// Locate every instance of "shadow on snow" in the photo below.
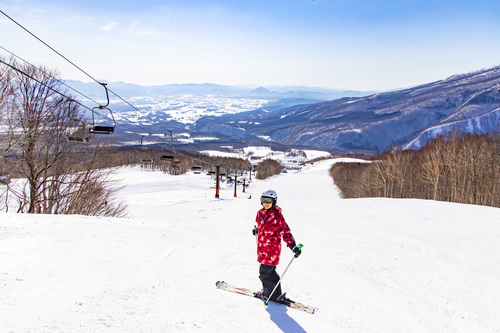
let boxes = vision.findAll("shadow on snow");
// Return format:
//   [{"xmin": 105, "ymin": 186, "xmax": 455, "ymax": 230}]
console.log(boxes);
[{"xmin": 266, "ymin": 303, "xmax": 306, "ymax": 333}]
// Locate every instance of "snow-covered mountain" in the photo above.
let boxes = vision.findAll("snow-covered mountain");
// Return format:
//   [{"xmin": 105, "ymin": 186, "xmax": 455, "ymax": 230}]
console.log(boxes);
[
  {"xmin": 69, "ymin": 65, "xmax": 500, "ymax": 153},
  {"xmin": 196, "ymin": 65, "xmax": 500, "ymax": 152}
]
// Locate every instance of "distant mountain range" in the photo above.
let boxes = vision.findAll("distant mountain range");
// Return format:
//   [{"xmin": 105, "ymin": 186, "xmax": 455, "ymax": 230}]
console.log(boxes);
[
  {"xmin": 194, "ymin": 65, "xmax": 500, "ymax": 152},
  {"xmin": 67, "ymin": 65, "xmax": 500, "ymax": 153},
  {"xmin": 65, "ymin": 80, "xmax": 370, "ymax": 101}
]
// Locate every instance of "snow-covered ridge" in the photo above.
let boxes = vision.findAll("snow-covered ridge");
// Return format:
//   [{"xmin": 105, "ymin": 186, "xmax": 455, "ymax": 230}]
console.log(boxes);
[{"xmin": 195, "ymin": 65, "xmax": 500, "ymax": 152}]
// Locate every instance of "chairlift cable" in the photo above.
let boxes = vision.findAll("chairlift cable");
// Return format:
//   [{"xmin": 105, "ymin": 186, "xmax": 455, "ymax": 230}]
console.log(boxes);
[
  {"xmin": 0, "ymin": 59, "xmax": 194, "ymax": 163},
  {"xmin": 0, "ymin": 44, "xmax": 101, "ymax": 106},
  {"xmin": 0, "ymin": 10, "xmax": 101, "ymax": 85},
  {"xmin": 0, "ymin": 46, "xmax": 153, "ymax": 135},
  {"xmin": 0, "ymin": 58, "xmax": 107, "ymax": 121},
  {"xmin": 0, "ymin": 58, "xmax": 155, "ymax": 139},
  {"xmin": 0, "ymin": 11, "xmax": 215, "ymax": 165},
  {"xmin": 0, "ymin": 10, "xmax": 173, "ymax": 138},
  {"xmin": 1, "ymin": 55, "xmax": 162, "ymax": 135}
]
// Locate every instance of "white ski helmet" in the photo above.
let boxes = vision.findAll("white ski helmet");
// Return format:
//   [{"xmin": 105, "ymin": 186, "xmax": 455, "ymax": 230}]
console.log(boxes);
[{"xmin": 260, "ymin": 189, "xmax": 278, "ymax": 207}]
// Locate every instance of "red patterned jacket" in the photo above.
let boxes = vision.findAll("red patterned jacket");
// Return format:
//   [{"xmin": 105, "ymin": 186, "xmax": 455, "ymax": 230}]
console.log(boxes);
[{"xmin": 255, "ymin": 206, "xmax": 296, "ymax": 266}]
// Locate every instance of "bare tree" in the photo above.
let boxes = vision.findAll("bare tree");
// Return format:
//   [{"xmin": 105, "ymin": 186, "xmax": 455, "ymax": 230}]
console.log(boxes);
[
  {"xmin": 256, "ymin": 159, "xmax": 282, "ymax": 179},
  {"xmin": 3, "ymin": 60, "xmax": 126, "ymax": 216},
  {"xmin": 0, "ymin": 59, "xmax": 15, "ymax": 210},
  {"xmin": 0, "ymin": 57, "xmax": 18, "ymax": 159},
  {"xmin": 419, "ymin": 137, "xmax": 446, "ymax": 200}
]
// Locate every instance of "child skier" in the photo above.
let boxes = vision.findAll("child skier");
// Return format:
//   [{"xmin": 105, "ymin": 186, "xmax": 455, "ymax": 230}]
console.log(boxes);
[{"xmin": 252, "ymin": 190, "xmax": 302, "ymax": 302}]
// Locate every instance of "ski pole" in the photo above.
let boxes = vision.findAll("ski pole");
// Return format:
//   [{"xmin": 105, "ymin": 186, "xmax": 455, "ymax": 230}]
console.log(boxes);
[{"xmin": 265, "ymin": 243, "xmax": 303, "ymax": 306}]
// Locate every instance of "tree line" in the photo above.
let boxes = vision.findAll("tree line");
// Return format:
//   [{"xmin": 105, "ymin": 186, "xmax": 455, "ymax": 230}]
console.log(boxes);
[
  {"xmin": 255, "ymin": 158, "xmax": 282, "ymax": 179},
  {"xmin": 330, "ymin": 132, "xmax": 500, "ymax": 208},
  {"xmin": 108, "ymin": 148, "xmax": 252, "ymax": 177}
]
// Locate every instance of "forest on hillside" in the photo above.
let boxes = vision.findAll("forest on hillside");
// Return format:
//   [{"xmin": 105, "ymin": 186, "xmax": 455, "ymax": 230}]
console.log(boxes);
[{"xmin": 330, "ymin": 132, "xmax": 500, "ymax": 208}]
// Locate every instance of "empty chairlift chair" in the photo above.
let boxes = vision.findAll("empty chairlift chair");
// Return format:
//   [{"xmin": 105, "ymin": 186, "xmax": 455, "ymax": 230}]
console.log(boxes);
[
  {"xmin": 160, "ymin": 131, "xmax": 175, "ymax": 161},
  {"xmin": 88, "ymin": 83, "xmax": 116, "ymax": 135},
  {"xmin": 191, "ymin": 158, "xmax": 202, "ymax": 174},
  {"xmin": 170, "ymin": 159, "xmax": 182, "ymax": 175},
  {"xmin": 160, "ymin": 154, "xmax": 175, "ymax": 161},
  {"xmin": 65, "ymin": 100, "xmax": 89, "ymax": 143},
  {"xmin": 141, "ymin": 156, "xmax": 154, "ymax": 164},
  {"xmin": 140, "ymin": 135, "xmax": 154, "ymax": 164},
  {"xmin": 66, "ymin": 116, "xmax": 89, "ymax": 142},
  {"xmin": 160, "ymin": 147, "xmax": 175, "ymax": 161}
]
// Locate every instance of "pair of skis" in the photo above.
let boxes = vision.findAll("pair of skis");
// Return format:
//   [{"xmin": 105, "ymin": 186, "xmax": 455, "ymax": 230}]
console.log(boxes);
[{"xmin": 216, "ymin": 281, "xmax": 318, "ymax": 314}]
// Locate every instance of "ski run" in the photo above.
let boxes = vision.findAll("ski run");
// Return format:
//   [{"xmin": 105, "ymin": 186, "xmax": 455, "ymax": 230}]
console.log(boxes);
[{"xmin": 1, "ymin": 158, "xmax": 500, "ymax": 332}]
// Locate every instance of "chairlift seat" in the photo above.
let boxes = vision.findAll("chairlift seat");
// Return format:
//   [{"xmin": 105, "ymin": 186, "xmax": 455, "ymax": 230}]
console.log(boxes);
[
  {"xmin": 89, "ymin": 126, "xmax": 115, "ymax": 134},
  {"xmin": 161, "ymin": 155, "xmax": 175, "ymax": 161},
  {"xmin": 67, "ymin": 136, "xmax": 89, "ymax": 143}
]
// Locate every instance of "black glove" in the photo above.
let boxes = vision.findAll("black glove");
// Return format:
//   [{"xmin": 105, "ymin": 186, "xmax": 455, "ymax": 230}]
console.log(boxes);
[
  {"xmin": 252, "ymin": 226, "xmax": 258, "ymax": 236},
  {"xmin": 289, "ymin": 242, "xmax": 302, "ymax": 258}
]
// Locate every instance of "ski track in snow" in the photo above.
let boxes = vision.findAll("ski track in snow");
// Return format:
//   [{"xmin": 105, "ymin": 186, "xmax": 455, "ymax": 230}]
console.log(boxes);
[{"xmin": 1, "ymin": 159, "xmax": 500, "ymax": 332}]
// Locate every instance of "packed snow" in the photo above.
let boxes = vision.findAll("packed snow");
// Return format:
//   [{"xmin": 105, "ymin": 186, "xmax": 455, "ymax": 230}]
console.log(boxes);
[{"xmin": 1, "ymin": 159, "xmax": 499, "ymax": 332}]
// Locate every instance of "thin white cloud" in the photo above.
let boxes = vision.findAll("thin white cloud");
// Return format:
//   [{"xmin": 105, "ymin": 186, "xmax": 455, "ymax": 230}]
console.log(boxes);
[
  {"xmin": 126, "ymin": 20, "xmax": 159, "ymax": 36},
  {"xmin": 99, "ymin": 22, "xmax": 120, "ymax": 31}
]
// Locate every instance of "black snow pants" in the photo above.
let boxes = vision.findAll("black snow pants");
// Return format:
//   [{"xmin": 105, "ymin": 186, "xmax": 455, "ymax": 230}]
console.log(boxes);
[{"xmin": 259, "ymin": 264, "xmax": 282, "ymax": 301}]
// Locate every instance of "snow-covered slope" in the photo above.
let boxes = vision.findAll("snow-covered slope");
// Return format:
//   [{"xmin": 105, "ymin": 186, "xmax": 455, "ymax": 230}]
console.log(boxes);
[{"xmin": 1, "ymin": 161, "xmax": 499, "ymax": 332}]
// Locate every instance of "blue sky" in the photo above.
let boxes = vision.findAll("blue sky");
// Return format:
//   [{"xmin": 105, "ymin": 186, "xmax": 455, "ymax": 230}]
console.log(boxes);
[{"xmin": 1, "ymin": 0, "xmax": 500, "ymax": 91}]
